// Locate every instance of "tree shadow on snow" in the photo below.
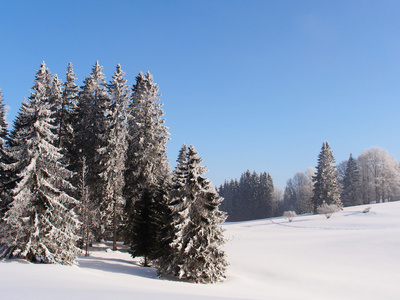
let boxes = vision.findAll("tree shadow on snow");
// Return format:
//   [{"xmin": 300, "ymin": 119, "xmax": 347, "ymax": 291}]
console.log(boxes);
[{"xmin": 77, "ymin": 256, "xmax": 158, "ymax": 280}]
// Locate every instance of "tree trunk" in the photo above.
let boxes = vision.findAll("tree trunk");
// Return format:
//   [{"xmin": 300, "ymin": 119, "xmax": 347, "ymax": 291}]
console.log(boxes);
[{"xmin": 112, "ymin": 194, "xmax": 117, "ymax": 251}]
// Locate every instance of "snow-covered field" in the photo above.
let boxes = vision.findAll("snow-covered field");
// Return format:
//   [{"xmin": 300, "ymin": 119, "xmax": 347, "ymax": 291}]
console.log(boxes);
[{"xmin": 1, "ymin": 201, "xmax": 399, "ymax": 300}]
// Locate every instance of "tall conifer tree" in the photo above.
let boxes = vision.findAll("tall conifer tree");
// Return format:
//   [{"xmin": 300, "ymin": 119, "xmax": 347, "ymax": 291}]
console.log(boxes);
[
  {"xmin": 74, "ymin": 61, "xmax": 110, "ymax": 241},
  {"xmin": 312, "ymin": 141, "xmax": 342, "ymax": 213},
  {"xmin": 0, "ymin": 62, "xmax": 80, "ymax": 264},
  {"xmin": 341, "ymin": 153, "xmax": 361, "ymax": 207},
  {"xmin": 123, "ymin": 71, "xmax": 170, "ymax": 243},
  {"xmin": 98, "ymin": 64, "xmax": 130, "ymax": 250},
  {"xmin": 0, "ymin": 90, "xmax": 12, "ymax": 220}
]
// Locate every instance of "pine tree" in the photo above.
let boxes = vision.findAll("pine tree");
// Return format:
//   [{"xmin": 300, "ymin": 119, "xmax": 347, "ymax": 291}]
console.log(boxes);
[
  {"xmin": 0, "ymin": 62, "xmax": 80, "ymax": 264},
  {"xmin": 312, "ymin": 141, "xmax": 342, "ymax": 213},
  {"xmin": 167, "ymin": 145, "xmax": 228, "ymax": 283},
  {"xmin": 98, "ymin": 64, "xmax": 130, "ymax": 250},
  {"xmin": 341, "ymin": 154, "xmax": 361, "ymax": 206},
  {"xmin": 123, "ymin": 71, "xmax": 170, "ymax": 243}
]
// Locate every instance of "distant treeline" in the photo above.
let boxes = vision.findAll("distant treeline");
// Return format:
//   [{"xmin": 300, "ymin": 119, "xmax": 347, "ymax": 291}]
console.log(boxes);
[{"xmin": 219, "ymin": 170, "xmax": 276, "ymax": 221}]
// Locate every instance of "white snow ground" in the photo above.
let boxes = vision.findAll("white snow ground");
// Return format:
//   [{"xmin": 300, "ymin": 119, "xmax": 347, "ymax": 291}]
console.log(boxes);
[{"xmin": 1, "ymin": 201, "xmax": 399, "ymax": 300}]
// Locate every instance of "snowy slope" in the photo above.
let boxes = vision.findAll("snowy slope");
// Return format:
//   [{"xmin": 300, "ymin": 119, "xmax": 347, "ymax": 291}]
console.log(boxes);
[{"xmin": 1, "ymin": 202, "xmax": 399, "ymax": 300}]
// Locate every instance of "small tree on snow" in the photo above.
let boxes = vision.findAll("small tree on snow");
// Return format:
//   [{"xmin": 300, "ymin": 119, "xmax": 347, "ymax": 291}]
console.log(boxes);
[
  {"xmin": 283, "ymin": 211, "xmax": 297, "ymax": 222},
  {"xmin": 317, "ymin": 202, "xmax": 340, "ymax": 219}
]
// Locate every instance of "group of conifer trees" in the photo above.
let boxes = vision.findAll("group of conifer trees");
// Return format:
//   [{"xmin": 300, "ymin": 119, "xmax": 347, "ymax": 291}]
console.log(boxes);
[
  {"xmin": 0, "ymin": 61, "xmax": 227, "ymax": 283},
  {"xmin": 219, "ymin": 170, "xmax": 276, "ymax": 221}
]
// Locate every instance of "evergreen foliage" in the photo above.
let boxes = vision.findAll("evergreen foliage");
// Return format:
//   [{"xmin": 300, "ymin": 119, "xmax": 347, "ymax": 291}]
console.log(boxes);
[
  {"xmin": 219, "ymin": 170, "xmax": 276, "ymax": 221},
  {"xmin": 123, "ymin": 71, "xmax": 170, "ymax": 243},
  {"xmin": 0, "ymin": 90, "xmax": 12, "ymax": 220},
  {"xmin": 98, "ymin": 64, "xmax": 130, "ymax": 250},
  {"xmin": 341, "ymin": 154, "xmax": 361, "ymax": 207},
  {"xmin": 0, "ymin": 62, "xmax": 80, "ymax": 264},
  {"xmin": 73, "ymin": 61, "xmax": 110, "ymax": 241},
  {"xmin": 0, "ymin": 61, "xmax": 230, "ymax": 280},
  {"xmin": 58, "ymin": 63, "xmax": 78, "ymax": 154},
  {"xmin": 312, "ymin": 142, "xmax": 342, "ymax": 213},
  {"xmin": 167, "ymin": 145, "xmax": 227, "ymax": 283},
  {"xmin": 128, "ymin": 185, "xmax": 171, "ymax": 267}
]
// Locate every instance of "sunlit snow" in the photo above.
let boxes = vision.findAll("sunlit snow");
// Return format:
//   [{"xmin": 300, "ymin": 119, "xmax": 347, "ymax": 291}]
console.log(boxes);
[{"xmin": 1, "ymin": 201, "xmax": 399, "ymax": 300}]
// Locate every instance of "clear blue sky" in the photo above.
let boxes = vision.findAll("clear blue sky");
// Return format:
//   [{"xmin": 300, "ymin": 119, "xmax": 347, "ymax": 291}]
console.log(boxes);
[{"xmin": 1, "ymin": 0, "xmax": 400, "ymax": 189}]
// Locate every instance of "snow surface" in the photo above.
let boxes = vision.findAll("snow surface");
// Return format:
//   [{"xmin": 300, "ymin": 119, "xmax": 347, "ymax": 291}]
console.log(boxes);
[{"xmin": 1, "ymin": 202, "xmax": 399, "ymax": 300}]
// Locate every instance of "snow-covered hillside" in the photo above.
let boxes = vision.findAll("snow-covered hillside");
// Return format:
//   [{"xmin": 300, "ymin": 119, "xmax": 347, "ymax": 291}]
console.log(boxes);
[{"xmin": 1, "ymin": 202, "xmax": 399, "ymax": 300}]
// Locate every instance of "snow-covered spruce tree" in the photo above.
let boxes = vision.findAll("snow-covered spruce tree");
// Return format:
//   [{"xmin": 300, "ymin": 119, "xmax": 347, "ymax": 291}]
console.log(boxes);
[
  {"xmin": 0, "ymin": 63, "xmax": 80, "ymax": 264},
  {"xmin": 58, "ymin": 63, "xmax": 78, "ymax": 154},
  {"xmin": 98, "ymin": 64, "xmax": 130, "ymax": 250},
  {"xmin": 73, "ymin": 61, "xmax": 110, "ymax": 241},
  {"xmin": 167, "ymin": 145, "xmax": 228, "ymax": 283},
  {"xmin": 3, "ymin": 62, "xmax": 53, "ymax": 214},
  {"xmin": 156, "ymin": 144, "xmax": 188, "ymax": 274},
  {"xmin": 312, "ymin": 142, "xmax": 342, "ymax": 213},
  {"xmin": 48, "ymin": 74, "xmax": 62, "ymax": 126},
  {"xmin": 123, "ymin": 71, "xmax": 170, "ymax": 244},
  {"xmin": 0, "ymin": 90, "xmax": 13, "ymax": 221},
  {"xmin": 341, "ymin": 153, "xmax": 361, "ymax": 207}
]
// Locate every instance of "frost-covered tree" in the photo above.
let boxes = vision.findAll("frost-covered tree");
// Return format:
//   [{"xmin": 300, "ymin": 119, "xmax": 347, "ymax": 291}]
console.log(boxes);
[
  {"xmin": 58, "ymin": 62, "xmax": 78, "ymax": 155},
  {"xmin": 317, "ymin": 202, "xmax": 340, "ymax": 219},
  {"xmin": 155, "ymin": 145, "xmax": 189, "ymax": 273},
  {"xmin": 73, "ymin": 61, "xmax": 110, "ymax": 241},
  {"xmin": 312, "ymin": 142, "xmax": 342, "ymax": 213},
  {"xmin": 0, "ymin": 91, "xmax": 11, "ymax": 212},
  {"xmin": 358, "ymin": 147, "xmax": 400, "ymax": 203},
  {"xmin": 4, "ymin": 63, "xmax": 53, "ymax": 209},
  {"xmin": 341, "ymin": 154, "xmax": 361, "ymax": 207},
  {"xmin": 283, "ymin": 168, "xmax": 314, "ymax": 214},
  {"xmin": 283, "ymin": 211, "xmax": 296, "ymax": 222},
  {"xmin": 48, "ymin": 74, "xmax": 63, "ymax": 128},
  {"xmin": 0, "ymin": 63, "xmax": 80, "ymax": 264},
  {"xmin": 0, "ymin": 90, "xmax": 12, "ymax": 220},
  {"xmin": 98, "ymin": 64, "xmax": 130, "ymax": 250},
  {"xmin": 123, "ymin": 71, "xmax": 170, "ymax": 242},
  {"xmin": 167, "ymin": 145, "xmax": 227, "ymax": 283}
]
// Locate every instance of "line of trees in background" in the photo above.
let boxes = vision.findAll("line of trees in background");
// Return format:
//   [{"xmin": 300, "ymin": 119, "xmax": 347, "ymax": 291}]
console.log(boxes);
[
  {"xmin": 281, "ymin": 143, "xmax": 400, "ymax": 216},
  {"xmin": 219, "ymin": 170, "xmax": 276, "ymax": 221},
  {"xmin": 221, "ymin": 142, "xmax": 400, "ymax": 221},
  {"xmin": 0, "ymin": 62, "xmax": 227, "ymax": 283}
]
